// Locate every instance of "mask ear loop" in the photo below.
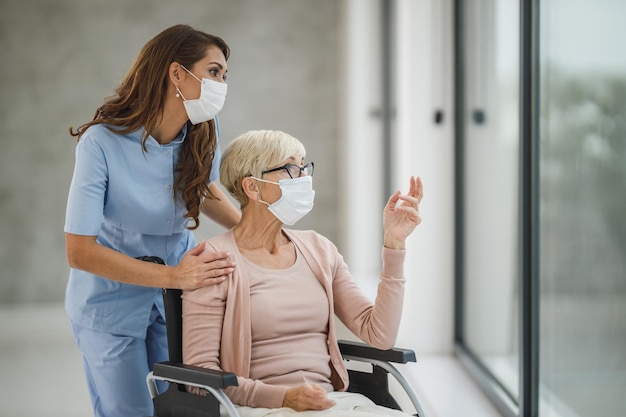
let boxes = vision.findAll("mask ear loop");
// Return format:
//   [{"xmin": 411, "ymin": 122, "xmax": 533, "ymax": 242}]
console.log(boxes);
[
  {"xmin": 251, "ymin": 177, "xmax": 273, "ymax": 207},
  {"xmin": 180, "ymin": 64, "xmax": 202, "ymax": 82},
  {"xmin": 175, "ymin": 64, "xmax": 200, "ymax": 100},
  {"xmin": 257, "ymin": 194, "xmax": 270, "ymax": 207}
]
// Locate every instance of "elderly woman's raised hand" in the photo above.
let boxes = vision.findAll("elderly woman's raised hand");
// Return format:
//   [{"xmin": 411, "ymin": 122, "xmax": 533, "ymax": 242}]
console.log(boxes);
[{"xmin": 382, "ymin": 176, "xmax": 423, "ymax": 250}]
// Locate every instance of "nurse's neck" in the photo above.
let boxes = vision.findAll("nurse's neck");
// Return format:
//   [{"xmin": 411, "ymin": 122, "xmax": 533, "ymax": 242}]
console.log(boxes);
[{"xmin": 151, "ymin": 120, "xmax": 186, "ymax": 145}]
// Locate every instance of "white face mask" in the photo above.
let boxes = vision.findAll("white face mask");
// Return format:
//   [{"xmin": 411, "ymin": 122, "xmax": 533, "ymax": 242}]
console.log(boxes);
[
  {"xmin": 177, "ymin": 66, "xmax": 227, "ymax": 125},
  {"xmin": 254, "ymin": 176, "xmax": 315, "ymax": 225}
]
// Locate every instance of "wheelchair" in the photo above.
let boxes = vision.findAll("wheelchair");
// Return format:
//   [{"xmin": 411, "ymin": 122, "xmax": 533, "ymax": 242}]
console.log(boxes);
[{"xmin": 138, "ymin": 256, "xmax": 427, "ymax": 417}]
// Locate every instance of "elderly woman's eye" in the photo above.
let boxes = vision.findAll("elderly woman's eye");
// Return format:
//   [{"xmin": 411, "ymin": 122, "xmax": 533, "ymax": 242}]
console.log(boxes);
[{"xmin": 288, "ymin": 165, "xmax": 301, "ymax": 178}]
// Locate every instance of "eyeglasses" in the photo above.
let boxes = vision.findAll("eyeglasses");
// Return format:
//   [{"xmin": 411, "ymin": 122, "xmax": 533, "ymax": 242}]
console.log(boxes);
[{"xmin": 261, "ymin": 162, "xmax": 314, "ymax": 179}]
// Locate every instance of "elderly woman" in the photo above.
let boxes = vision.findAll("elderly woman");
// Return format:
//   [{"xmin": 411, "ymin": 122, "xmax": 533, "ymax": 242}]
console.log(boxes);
[{"xmin": 182, "ymin": 130, "xmax": 423, "ymax": 416}]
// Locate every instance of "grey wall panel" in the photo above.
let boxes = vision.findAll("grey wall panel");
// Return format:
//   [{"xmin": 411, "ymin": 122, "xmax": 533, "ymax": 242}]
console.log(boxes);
[{"xmin": 0, "ymin": 0, "xmax": 342, "ymax": 303}]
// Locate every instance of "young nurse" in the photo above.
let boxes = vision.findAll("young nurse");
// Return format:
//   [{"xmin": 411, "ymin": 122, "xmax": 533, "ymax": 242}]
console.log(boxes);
[{"xmin": 64, "ymin": 24, "xmax": 241, "ymax": 417}]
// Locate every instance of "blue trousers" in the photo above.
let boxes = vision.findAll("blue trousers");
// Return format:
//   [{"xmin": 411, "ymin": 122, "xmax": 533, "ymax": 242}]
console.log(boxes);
[{"xmin": 71, "ymin": 304, "xmax": 168, "ymax": 417}]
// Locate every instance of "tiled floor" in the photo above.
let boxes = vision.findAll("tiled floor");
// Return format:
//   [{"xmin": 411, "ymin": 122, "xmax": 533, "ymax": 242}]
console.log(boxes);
[{"xmin": 0, "ymin": 304, "xmax": 502, "ymax": 417}]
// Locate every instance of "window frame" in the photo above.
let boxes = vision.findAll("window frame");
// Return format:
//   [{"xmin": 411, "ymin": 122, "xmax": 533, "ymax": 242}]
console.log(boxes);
[{"xmin": 453, "ymin": 1, "xmax": 540, "ymax": 416}]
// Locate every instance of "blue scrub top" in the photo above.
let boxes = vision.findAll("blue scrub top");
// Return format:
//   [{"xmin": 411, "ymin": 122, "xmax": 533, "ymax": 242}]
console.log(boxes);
[{"xmin": 64, "ymin": 121, "xmax": 221, "ymax": 338}]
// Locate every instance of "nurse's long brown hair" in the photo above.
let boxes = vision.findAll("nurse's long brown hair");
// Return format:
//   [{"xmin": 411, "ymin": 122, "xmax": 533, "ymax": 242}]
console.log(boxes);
[{"xmin": 69, "ymin": 24, "xmax": 230, "ymax": 230}]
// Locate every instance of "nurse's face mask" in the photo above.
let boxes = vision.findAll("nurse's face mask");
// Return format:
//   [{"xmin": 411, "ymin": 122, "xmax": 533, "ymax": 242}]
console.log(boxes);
[{"xmin": 176, "ymin": 65, "xmax": 227, "ymax": 124}]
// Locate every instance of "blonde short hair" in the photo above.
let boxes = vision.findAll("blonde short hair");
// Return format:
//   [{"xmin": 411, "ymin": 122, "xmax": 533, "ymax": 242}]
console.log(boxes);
[{"xmin": 220, "ymin": 130, "xmax": 306, "ymax": 206}]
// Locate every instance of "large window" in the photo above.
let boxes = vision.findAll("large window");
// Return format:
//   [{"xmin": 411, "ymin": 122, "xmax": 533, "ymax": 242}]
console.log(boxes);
[
  {"xmin": 539, "ymin": 0, "xmax": 626, "ymax": 416},
  {"xmin": 456, "ymin": 1, "xmax": 626, "ymax": 416}
]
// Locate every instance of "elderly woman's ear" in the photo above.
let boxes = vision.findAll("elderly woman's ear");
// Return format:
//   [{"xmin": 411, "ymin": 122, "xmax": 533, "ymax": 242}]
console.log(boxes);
[{"xmin": 241, "ymin": 177, "xmax": 260, "ymax": 200}]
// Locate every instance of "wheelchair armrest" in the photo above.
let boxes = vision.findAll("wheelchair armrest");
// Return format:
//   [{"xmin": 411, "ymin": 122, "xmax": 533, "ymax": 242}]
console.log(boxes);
[
  {"xmin": 338, "ymin": 340, "xmax": 416, "ymax": 364},
  {"xmin": 153, "ymin": 361, "xmax": 238, "ymax": 389}
]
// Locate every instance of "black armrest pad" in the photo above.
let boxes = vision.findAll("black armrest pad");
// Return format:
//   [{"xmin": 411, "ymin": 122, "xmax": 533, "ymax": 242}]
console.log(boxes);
[
  {"xmin": 153, "ymin": 361, "xmax": 238, "ymax": 388},
  {"xmin": 338, "ymin": 340, "xmax": 416, "ymax": 364}
]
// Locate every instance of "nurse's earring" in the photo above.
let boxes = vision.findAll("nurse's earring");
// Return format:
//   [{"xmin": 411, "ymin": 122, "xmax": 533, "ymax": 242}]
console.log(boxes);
[{"xmin": 175, "ymin": 86, "xmax": 188, "ymax": 101}]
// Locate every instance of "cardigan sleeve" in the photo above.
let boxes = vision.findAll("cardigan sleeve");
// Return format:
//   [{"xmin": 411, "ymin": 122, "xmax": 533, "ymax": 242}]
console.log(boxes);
[
  {"xmin": 182, "ymin": 282, "xmax": 227, "ymax": 373},
  {"xmin": 332, "ymin": 247, "xmax": 406, "ymax": 350}
]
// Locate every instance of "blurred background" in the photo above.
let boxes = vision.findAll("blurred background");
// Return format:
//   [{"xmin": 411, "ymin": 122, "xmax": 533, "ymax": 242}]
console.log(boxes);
[
  {"xmin": 1, "ymin": 1, "xmax": 457, "ymax": 415},
  {"xmin": 0, "ymin": 0, "xmax": 344, "ymax": 304},
  {"xmin": 1, "ymin": 0, "xmax": 625, "ymax": 417}
]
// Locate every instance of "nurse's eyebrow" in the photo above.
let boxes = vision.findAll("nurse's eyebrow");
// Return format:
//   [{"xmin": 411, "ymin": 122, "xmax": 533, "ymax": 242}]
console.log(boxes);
[{"xmin": 209, "ymin": 62, "xmax": 228, "ymax": 73}]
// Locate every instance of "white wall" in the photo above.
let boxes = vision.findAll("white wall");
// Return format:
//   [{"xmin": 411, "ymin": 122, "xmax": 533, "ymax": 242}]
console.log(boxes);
[
  {"xmin": 341, "ymin": 0, "xmax": 455, "ymax": 355},
  {"xmin": 339, "ymin": 0, "xmax": 385, "ymax": 274}
]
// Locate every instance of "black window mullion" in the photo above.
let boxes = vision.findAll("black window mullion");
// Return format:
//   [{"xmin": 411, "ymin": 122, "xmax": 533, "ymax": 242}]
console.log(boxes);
[
  {"xmin": 453, "ymin": 0, "xmax": 465, "ymax": 347},
  {"xmin": 519, "ymin": 0, "xmax": 540, "ymax": 416},
  {"xmin": 381, "ymin": 0, "xmax": 395, "ymax": 202}
]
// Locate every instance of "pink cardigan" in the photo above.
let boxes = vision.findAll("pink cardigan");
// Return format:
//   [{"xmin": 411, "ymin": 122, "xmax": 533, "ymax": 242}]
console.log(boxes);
[{"xmin": 182, "ymin": 228, "xmax": 406, "ymax": 408}]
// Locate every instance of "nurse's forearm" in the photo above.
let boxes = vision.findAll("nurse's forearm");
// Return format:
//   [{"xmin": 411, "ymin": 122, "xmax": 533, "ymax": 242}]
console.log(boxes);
[
  {"xmin": 201, "ymin": 182, "xmax": 241, "ymax": 229},
  {"xmin": 65, "ymin": 233, "xmax": 176, "ymax": 287},
  {"xmin": 65, "ymin": 233, "xmax": 233, "ymax": 290}
]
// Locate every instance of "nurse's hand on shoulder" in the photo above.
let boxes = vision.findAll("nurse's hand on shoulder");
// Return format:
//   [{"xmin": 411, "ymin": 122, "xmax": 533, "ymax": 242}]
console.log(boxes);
[
  {"xmin": 283, "ymin": 384, "xmax": 336, "ymax": 411},
  {"xmin": 173, "ymin": 241, "xmax": 235, "ymax": 290}
]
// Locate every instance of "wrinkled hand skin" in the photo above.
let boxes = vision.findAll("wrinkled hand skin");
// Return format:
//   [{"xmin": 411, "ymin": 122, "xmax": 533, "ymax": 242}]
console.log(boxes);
[
  {"xmin": 382, "ymin": 176, "xmax": 424, "ymax": 250},
  {"xmin": 283, "ymin": 384, "xmax": 336, "ymax": 411}
]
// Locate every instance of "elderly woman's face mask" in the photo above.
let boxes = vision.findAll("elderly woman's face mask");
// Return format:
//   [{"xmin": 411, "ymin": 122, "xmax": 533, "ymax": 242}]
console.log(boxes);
[{"xmin": 252, "ymin": 176, "xmax": 315, "ymax": 225}]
